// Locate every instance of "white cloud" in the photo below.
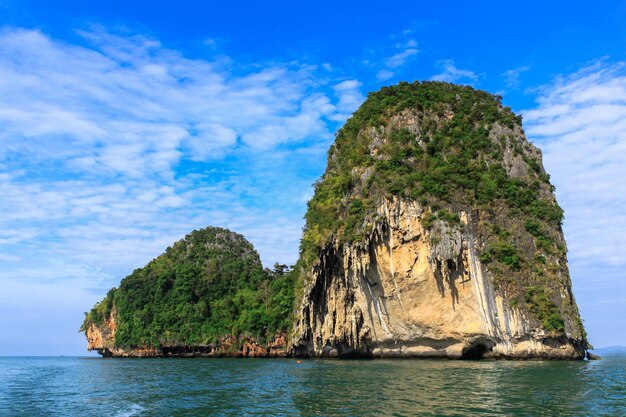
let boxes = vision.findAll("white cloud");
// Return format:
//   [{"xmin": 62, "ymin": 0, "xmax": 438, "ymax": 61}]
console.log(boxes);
[
  {"xmin": 376, "ymin": 69, "xmax": 394, "ymax": 81},
  {"xmin": 368, "ymin": 36, "xmax": 419, "ymax": 83},
  {"xmin": 523, "ymin": 61, "xmax": 626, "ymax": 345},
  {"xmin": 524, "ymin": 62, "xmax": 626, "ymax": 268},
  {"xmin": 431, "ymin": 59, "xmax": 479, "ymax": 84},
  {"xmin": 502, "ymin": 65, "xmax": 530, "ymax": 89},
  {"xmin": 0, "ymin": 28, "xmax": 351, "ymax": 173},
  {"xmin": 185, "ymin": 123, "xmax": 238, "ymax": 160},
  {"xmin": 330, "ymin": 79, "xmax": 365, "ymax": 121},
  {"xmin": 203, "ymin": 38, "xmax": 217, "ymax": 49},
  {"xmin": 334, "ymin": 80, "xmax": 363, "ymax": 108},
  {"xmin": 385, "ymin": 47, "xmax": 419, "ymax": 68},
  {"xmin": 0, "ymin": 27, "xmax": 368, "ymax": 354}
]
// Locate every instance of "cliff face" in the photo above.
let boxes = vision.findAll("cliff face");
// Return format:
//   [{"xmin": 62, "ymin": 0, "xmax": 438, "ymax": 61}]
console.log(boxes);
[
  {"xmin": 291, "ymin": 82, "xmax": 588, "ymax": 359},
  {"xmin": 292, "ymin": 199, "xmax": 586, "ymax": 358}
]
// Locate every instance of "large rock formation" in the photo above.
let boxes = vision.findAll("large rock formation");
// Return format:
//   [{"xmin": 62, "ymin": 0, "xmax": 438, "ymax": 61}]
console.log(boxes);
[
  {"xmin": 291, "ymin": 81, "xmax": 588, "ymax": 359},
  {"xmin": 81, "ymin": 227, "xmax": 293, "ymax": 357}
]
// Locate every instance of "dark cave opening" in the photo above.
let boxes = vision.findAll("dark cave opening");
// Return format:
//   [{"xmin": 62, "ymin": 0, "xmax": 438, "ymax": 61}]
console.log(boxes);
[{"xmin": 461, "ymin": 343, "xmax": 489, "ymax": 359}]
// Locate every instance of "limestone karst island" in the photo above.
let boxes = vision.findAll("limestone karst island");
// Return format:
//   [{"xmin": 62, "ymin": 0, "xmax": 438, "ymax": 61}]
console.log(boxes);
[{"xmin": 81, "ymin": 81, "xmax": 589, "ymax": 360}]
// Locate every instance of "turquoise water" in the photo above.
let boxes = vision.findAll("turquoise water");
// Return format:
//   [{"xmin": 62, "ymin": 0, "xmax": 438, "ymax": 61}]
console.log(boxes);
[{"xmin": 1, "ymin": 357, "xmax": 624, "ymax": 416}]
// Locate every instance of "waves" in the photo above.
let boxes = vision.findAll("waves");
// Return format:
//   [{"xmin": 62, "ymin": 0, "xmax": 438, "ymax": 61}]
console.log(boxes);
[{"xmin": 1, "ymin": 356, "xmax": 624, "ymax": 416}]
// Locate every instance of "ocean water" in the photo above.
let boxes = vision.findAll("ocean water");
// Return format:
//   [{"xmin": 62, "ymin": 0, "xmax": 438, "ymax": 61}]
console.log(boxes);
[{"xmin": 0, "ymin": 356, "xmax": 624, "ymax": 416}]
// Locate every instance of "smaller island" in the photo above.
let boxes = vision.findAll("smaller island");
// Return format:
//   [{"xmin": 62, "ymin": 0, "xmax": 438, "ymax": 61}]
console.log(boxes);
[{"xmin": 81, "ymin": 227, "xmax": 295, "ymax": 357}]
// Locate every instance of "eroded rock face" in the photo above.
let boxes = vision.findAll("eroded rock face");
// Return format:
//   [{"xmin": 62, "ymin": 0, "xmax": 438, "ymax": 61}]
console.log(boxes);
[
  {"xmin": 86, "ymin": 315, "xmax": 289, "ymax": 358},
  {"xmin": 85, "ymin": 309, "xmax": 121, "ymax": 357},
  {"xmin": 292, "ymin": 199, "xmax": 587, "ymax": 359}
]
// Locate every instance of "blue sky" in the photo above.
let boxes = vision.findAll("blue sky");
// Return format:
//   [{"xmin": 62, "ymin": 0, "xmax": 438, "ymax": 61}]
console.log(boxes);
[{"xmin": 0, "ymin": 1, "xmax": 625, "ymax": 355}]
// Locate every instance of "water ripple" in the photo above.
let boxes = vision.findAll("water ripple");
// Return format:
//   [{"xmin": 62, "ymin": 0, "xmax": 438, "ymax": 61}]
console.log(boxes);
[{"xmin": 0, "ymin": 356, "xmax": 624, "ymax": 416}]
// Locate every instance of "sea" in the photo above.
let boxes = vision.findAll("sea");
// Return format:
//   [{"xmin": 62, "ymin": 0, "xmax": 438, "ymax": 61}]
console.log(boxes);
[{"xmin": 0, "ymin": 356, "xmax": 624, "ymax": 416}]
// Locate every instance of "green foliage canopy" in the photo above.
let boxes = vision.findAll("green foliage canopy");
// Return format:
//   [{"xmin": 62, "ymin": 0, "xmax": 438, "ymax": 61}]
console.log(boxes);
[{"xmin": 81, "ymin": 227, "xmax": 296, "ymax": 348}]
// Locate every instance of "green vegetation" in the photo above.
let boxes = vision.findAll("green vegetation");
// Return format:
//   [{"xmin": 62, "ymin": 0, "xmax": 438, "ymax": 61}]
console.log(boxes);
[
  {"xmin": 481, "ymin": 243, "xmax": 522, "ymax": 270},
  {"xmin": 301, "ymin": 81, "xmax": 563, "ymax": 266},
  {"xmin": 524, "ymin": 286, "xmax": 565, "ymax": 333},
  {"xmin": 81, "ymin": 227, "xmax": 295, "ymax": 349},
  {"xmin": 421, "ymin": 209, "xmax": 461, "ymax": 230}
]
